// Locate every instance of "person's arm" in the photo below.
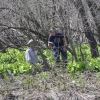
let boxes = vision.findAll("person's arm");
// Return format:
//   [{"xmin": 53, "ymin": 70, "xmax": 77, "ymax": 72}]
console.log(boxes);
[
  {"xmin": 62, "ymin": 37, "xmax": 67, "ymax": 47},
  {"xmin": 59, "ymin": 32, "xmax": 67, "ymax": 47},
  {"xmin": 59, "ymin": 32, "xmax": 67, "ymax": 51},
  {"xmin": 34, "ymin": 51, "xmax": 42, "ymax": 63},
  {"xmin": 48, "ymin": 36, "xmax": 53, "ymax": 48},
  {"xmin": 62, "ymin": 37, "xmax": 67, "ymax": 52}
]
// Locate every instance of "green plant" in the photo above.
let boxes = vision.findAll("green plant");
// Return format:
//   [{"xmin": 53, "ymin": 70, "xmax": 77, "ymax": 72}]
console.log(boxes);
[{"xmin": 0, "ymin": 44, "xmax": 100, "ymax": 76}]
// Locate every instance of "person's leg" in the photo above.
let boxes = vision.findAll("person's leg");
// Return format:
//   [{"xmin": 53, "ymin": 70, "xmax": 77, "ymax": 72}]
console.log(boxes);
[
  {"xmin": 53, "ymin": 47, "xmax": 60, "ymax": 63},
  {"xmin": 61, "ymin": 48, "xmax": 67, "ymax": 63}
]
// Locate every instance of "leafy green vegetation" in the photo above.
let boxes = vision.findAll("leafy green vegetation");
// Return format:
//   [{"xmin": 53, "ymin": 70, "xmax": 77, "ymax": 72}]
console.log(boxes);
[
  {"xmin": 0, "ymin": 48, "xmax": 31, "ymax": 75},
  {"xmin": 0, "ymin": 44, "xmax": 100, "ymax": 75}
]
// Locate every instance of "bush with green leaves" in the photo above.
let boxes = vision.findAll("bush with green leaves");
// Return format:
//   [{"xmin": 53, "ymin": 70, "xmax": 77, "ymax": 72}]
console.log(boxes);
[
  {"xmin": 0, "ymin": 48, "xmax": 31, "ymax": 75},
  {"xmin": 0, "ymin": 44, "xmax": 100, "ymax": 75}
]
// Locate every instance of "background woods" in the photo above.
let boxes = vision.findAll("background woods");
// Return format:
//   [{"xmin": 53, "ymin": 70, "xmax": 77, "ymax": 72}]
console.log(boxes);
[
  {"xmin": 0, "ymin": 0, "xmax": 100, "ymax": 100},
  {"xmin": 0, "ymin": 0, "xmax": 100, "ymax": 59}
]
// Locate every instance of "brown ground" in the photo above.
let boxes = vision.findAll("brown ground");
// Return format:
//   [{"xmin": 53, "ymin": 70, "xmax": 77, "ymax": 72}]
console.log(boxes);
[{"xmin": 0, "ymin": 68, "xmax": 100, "ymax": 100}]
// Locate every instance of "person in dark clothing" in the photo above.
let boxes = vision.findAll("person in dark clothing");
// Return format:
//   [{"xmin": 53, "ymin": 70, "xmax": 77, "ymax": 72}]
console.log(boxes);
[{"xmin": 48, "ymin": 28, "xmax": 67, "ymax": 66}]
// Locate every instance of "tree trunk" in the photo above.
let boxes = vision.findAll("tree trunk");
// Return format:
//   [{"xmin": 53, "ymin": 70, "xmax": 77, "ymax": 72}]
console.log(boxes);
[
  {"xmin": 86, "ymin": 0, "xmax": 100, "ymax": 42},
  {"xmin": 26, "ymin": 18, "xmax": 50, "ymax": 69},
  {"xmin": 72, "ymin": 0, "xmax": 99, "ymax": 58}
]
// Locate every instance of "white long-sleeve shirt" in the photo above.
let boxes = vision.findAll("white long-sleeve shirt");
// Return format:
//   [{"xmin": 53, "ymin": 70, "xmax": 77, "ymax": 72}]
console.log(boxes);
[{"xmin": 25, "ymin": 48, "xmax": 40, "ymax": 64}]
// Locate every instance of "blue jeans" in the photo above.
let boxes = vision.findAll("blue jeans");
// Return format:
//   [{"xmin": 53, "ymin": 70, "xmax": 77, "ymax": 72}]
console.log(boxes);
[{"xmin": 53, "ymin": 47, "xmax": 67, "ymax": 63}]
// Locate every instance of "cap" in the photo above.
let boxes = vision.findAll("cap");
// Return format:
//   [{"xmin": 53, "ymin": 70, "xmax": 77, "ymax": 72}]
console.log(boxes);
[{"xmin": 27, "ymin": 39, "xmax": 33, "ymax": 45}]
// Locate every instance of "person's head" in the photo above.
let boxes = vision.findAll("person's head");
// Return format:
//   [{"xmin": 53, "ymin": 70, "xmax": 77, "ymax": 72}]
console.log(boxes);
[
  {"xmin": 49, "ymin": 28, "xmax": 57, "ymax": 36},
  {"xmin": 27, "ymin": 39, "xmax": 35, "ymax": 49}
]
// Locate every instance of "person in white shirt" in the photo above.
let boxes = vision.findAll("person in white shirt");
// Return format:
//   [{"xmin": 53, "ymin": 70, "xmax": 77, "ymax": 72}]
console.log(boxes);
[{"xmin": 25, "ymin": 39, "xmax": 42, "ymax": 64}]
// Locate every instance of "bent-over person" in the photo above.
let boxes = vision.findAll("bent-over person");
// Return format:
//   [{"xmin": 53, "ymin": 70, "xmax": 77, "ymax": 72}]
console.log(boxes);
[{"xmin": 48, "ymin": 28, "xmax": 67, "ymax": 67}]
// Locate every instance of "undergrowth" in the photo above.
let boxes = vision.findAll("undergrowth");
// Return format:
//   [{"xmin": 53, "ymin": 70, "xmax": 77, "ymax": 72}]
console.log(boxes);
[{"xmin": 0, "ymin": 44, "xmax": 100, "ymax": 75}]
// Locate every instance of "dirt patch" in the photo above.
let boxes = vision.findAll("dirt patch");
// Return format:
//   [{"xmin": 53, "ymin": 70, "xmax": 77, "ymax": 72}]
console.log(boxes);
[{"xmin": 0, "ymin": 69, "xmax": 100, "ymax": 100}]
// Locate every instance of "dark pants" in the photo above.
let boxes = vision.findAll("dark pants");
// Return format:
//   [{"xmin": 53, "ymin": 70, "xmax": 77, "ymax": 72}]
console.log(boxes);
[{"xmin": 53, "ymin": 47, "xmax": 67, "ymax": 63}]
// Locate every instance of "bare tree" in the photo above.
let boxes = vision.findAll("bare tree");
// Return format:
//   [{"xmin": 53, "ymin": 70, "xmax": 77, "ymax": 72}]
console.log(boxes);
[
  {"xmin": 86, "ymin": 0, "xmax": 100, "ymax": 41},
  {"xmin": 71, "ymin": 0, "xmax": 99, "ymax": 58},
  {"xmin": 0, "ymin": 0, "xmax": 100, "ymax": 59}
]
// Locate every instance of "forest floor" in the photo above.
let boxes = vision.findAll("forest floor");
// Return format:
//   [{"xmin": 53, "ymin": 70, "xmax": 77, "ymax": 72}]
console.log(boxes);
[{"xmin": 0, "ymin": 68, "xmax": 100, "ymax": 100}]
